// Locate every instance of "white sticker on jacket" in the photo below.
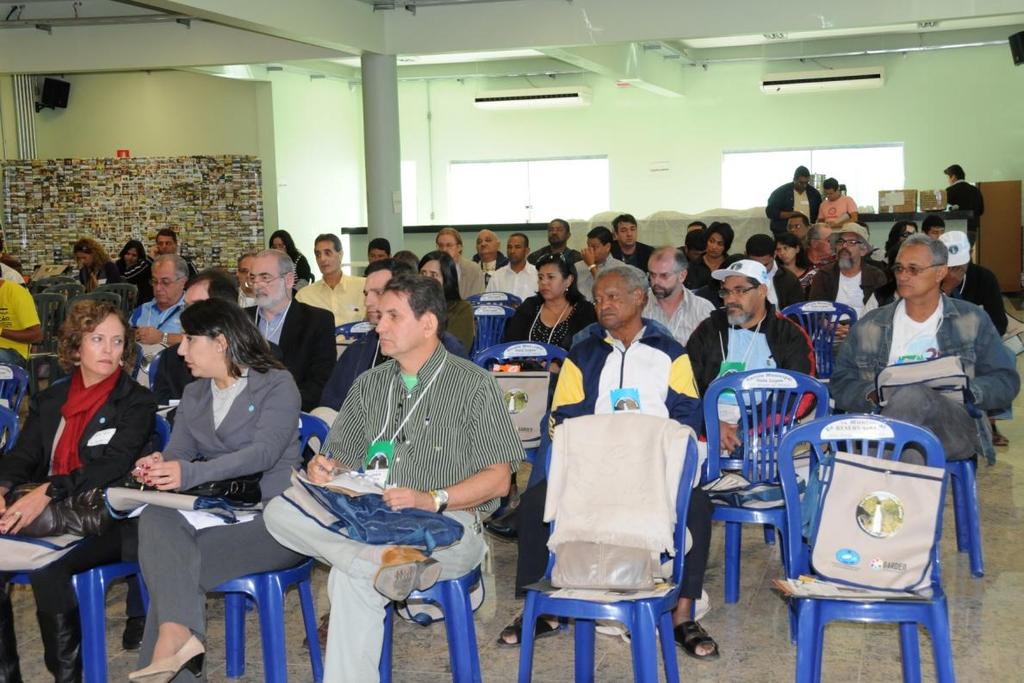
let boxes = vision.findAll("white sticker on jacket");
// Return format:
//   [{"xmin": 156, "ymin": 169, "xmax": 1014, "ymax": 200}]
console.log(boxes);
[{"xmin": 86, "ymin": 428, "xmax": 117, "ymax": 446}]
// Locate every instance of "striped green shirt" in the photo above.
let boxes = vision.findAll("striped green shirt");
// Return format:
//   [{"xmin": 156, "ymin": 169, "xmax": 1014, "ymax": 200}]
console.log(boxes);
[{"xmin": 323, "ymin": 343, "xmax": 523, "ymax": 514}]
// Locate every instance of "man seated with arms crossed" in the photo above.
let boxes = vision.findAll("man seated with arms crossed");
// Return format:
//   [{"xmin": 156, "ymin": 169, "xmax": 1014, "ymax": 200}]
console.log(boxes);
[
  {"xmin": 318, "ymin": 259, "xmax": 468, "ymax": 414},
  {"xmin": 296, "ymin": 233, "xmax": 366, "ymax": 326},
  {"xmin": 246, "ymin": 249, "xmax": 336, "ymax": 411},
  {"xmin": 486, "ymin": 233, "xmax": 538, "ymax": 302},
  {"xmin": 130, "ymin": 254, "xmax": 187, "ymax": 356},
  {"xmin": 502, "ymin": 264, "xmax": 718, "ymax": 660},
  {"xmin": 643, "ymin": 246, "xmax": 714, "ymax": 347},
  {"xmin": 832, "ymin": 234, "xmax": 1019, "ymax": 465},
  {"xmin": 0, "ymin": 271, "xmax": 42, "ymax": 369},
  {"xmin": 686, "ymin": 260, "xmax": 814, "ymax": 453},
  {"xmin": 574, "ymin": 226, "xmax": 622, "ymax": 303},
  {"xmin": 264, "ymin": 274, "xmax": 523, "ymax": 682}
]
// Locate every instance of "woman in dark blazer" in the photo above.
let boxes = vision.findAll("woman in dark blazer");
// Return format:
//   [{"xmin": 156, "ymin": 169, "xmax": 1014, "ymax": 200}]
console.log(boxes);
[
  {"xmin": 117, "ymin": 239, "xmax": 154, "ymax": 304},
  {"xmin": 73, "ymin": 238, "xmax": 122, "ymax": 292},
  {"xmin": 129, "ymin": 298, "xmax": 303, "ymax": 683},
  {"xmin": 0, "ymin": 300, "xmax": 156, "ymax": 683}
]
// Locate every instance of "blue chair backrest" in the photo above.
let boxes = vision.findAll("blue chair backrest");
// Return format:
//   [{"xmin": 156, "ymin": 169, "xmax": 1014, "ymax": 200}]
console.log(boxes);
[
  {"xmin": 131, "ymin": 343, "xmax": 145, "ymax": 381},
  {"xmin": 542, "ymin": 425, "xmax": 699, "ymax": 586},
  {"xmin": 702, "ymin": 369, "xmax": 830, "ymax": 483},
  {"xmin": 335, "ymin": 321, "xmax": 374, "ymax": 338},
  {"xmin": 0, "ymin": 405, "xmax": 19, "ymax": 452},
  {"xmin": 781, "ymin": 301, "xmax": 858, "ymax": 379},
  {"xmin": 468, "ymin": 292, "xmax": 522, "ymax": 307},
  {"xmin": 154, "ymin": 414, "xmax": 172, "ymax": 451},
  {"xmin": 148, "ymin": 350, "xmax": 162, "ymax": 388},
  {"xmin": 470, "ymin": 305, "xmax": 514, "ymax": 356},
  {"xmin": 777, "ymin": 414, "xmax": 946, "ymax": 584},
  {"xmin": 472, "ymin": 341, "xmax": 567, "ymax": 371},
  {"xmin": 299, "ymin": 413, "xmax": 330, "ymax": 454},
  {"xmin": 0, "ymin": 364, "xmax": 30, "ymax": 414}
]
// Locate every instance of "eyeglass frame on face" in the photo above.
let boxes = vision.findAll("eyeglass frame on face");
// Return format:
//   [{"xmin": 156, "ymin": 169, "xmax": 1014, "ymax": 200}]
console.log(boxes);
[
  {"xmin": 892, "ymin": 264, "xmax": 941, "ymax": 277},
  {"xmin": 718, "ymin": 284, "xmax": 759, "ymax": 300},
  {"xmin": 835, "ymin": 238, "xmax": 865, "ymax": 248},
  {"xmin": 150, "ymin": 275, "xmax": 186, "ymax": 288},
  {"xmin": 249, "ymin": 271, "xmax": 286, "ymax": 284}
]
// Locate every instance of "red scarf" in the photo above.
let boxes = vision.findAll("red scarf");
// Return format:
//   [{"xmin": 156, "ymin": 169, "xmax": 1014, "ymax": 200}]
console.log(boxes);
[{"xmin": 52, "ymin": 369, "xmax": 121, "ymax": 476}]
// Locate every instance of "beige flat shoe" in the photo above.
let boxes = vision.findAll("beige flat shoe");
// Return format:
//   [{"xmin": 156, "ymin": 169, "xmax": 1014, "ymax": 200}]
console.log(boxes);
[{"xmin": 128, "ymin": 635, "xmax": 205, "ymax": 683}]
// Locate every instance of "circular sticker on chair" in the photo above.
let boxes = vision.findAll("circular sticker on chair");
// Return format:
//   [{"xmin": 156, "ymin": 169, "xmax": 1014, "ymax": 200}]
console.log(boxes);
[
  {"xmin": 856, "ymin": 491, "xmax": 905, "ymax": 538},
  {"xmin": 504, "ymin": 389, "xmax": 528, "ymax": 414}
]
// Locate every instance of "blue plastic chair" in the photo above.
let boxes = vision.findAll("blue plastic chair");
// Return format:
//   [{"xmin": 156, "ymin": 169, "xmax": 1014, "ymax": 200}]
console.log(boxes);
[
  {"xmin": 467, "ymin": 292, "xmax": 522, "ymax": 307},
  {"xmin": 147, "ymin": 349, "xmax": 162, "ymax": 388},
  {"xmin": 214, "ymin": 558, "xmax": 323, "ymax": 682},
  {"xmin": 517, "ymin": 431, "xmax": 700, "ymax": 683},
  {"xmin": 947, "ymin": 457, "xmax": 984, "ymax": 576},
  {"xmin": 131, "ymin": 342, "xmax": 145, "ymax": 381},
  {"xmin": 782, "ymin": 301, "xmax": 858, "ymax": 379},
  {"xmin": 703, "ymin": 369, "xmax": 830, "ymax": 603},
  {"xmin": 470, "ymin": 305, "xmax": 515, "ymax": 358},
  {"xmin": 379, "ymin": 566, "xmax": 484, "ymax": 683},
  {"xmin": 154, "ymin": 414, "xmax": 171, "ymax": 450},
  {"xmin": 0, "ymin": 364, "xmax": 29, "ymax": 413},
  {"xmin": 0, "ymin": 405, "xmax": 19, "ymax": 451},
  {"xmin": 335, "ymin": 320, "xmax": 374, "ymax": 338},
  {"xmin": 300, "ymin": 412, "xmax": 330, "ymax": 451},
  {"xmin": 777, "ymin": 415, "xmax": 954, "ymax": 683}
]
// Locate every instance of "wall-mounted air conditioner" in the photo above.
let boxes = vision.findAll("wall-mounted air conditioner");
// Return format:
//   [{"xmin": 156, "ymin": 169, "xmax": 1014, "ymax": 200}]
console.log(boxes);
[
  {"xmin": 473, "ymin": 86, "xmax": 592, "ymax": 110},
  {"xmin": 760, "ymin": 68, "xmax": 884, "ymax": 95}
]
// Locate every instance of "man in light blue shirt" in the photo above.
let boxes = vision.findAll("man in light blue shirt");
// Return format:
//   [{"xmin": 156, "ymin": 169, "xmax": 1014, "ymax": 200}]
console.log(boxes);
[{"xmin": 130, "ymin": 254, "xmax": 187, "ymax": 349}]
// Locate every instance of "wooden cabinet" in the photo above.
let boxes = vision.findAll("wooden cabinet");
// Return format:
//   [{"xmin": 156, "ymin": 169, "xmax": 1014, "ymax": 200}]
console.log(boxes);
[{"xmin": 977, "ymin": 180, "xmax": 1022, "ymax": 292}]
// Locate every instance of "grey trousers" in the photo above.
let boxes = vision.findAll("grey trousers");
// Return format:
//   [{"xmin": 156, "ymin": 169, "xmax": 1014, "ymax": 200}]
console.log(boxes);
[
  {"xmin": 263, "ymin": 496, "xmax": 486, "ymax": 683},
  {"xmin": 136, "ymin": 506, "xmax": 303, "ymax": 682}
]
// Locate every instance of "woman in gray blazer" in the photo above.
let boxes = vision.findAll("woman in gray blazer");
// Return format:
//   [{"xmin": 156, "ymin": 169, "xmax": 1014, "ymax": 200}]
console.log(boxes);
[{"xmin": 128, "ymin": 299, "xmax": 305, "ymax": 682}]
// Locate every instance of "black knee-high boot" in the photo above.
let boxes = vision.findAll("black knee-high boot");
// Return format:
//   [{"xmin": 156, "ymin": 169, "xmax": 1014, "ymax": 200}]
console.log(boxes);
[
  {"xmin": 36, "ymin": 611, "xmax": 81, "ymax": 683},
  {"xmin": 0, "ymin": 586, "xmax": 23, "ymax": 683}
]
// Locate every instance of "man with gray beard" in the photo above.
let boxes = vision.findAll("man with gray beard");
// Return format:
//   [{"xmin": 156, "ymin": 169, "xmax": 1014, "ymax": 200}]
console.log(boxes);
[
  {"xmin": 685, "ymin": 260, "xmax": 814, "ymax": 451},
  {"xmin": 808, "ymin": 223, "xmax": 887, "ymax": 319},
  {"xmin": 643, "ymin": 246, "xmax": 714, "ymax": 347}
]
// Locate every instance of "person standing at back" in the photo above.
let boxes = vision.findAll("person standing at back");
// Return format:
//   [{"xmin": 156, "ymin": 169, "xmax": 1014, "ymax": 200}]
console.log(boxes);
[
  {"xmin": 766, "ymin": 166, "xmax": 822, "ymax": 236},
  {"xmin": 944, "ymin": 164, "xmax": 985, "ymax": 236}
]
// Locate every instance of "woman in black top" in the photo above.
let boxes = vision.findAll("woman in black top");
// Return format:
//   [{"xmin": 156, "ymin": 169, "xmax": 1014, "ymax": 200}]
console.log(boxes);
[
  {"xmin": 503, "ymin": 254, "xmax": 596, "ymax": 351},
  {"xmin": 73, "ymin": 238, "xmax": 122, "ymax": 291},
  {"xmin": 684, "ymin": 222, "xmax": 739, "ymax": 291},
  {"xmin": 269, "ymin": 229, "xmax": 314, "ymax": 286},
  {"xmin": 117, "ymin": 239, "xmax": 154, "ymax": 303}
]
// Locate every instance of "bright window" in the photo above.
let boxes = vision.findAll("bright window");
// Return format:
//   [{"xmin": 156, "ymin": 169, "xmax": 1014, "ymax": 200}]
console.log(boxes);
[
  {"xmin": 448, "ymin": 157, "xmax": 609, "ymax": 224},
  {"xmin": 721, "ymin": 145, "xmax": 904, "ymax": 213},
  {"xmin": 401, "ymin": 161, "xmax": 417, "ymax": 226}
]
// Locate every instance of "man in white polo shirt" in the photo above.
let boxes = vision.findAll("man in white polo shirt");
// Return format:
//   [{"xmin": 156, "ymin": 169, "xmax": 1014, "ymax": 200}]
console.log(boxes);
[{"xmin": 486, "ymin": 233, "xmax": 537, "ymax": 302}]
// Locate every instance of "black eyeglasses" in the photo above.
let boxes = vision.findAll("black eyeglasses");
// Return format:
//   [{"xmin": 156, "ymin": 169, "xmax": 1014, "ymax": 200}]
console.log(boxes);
[{"xmin": 718, "ymin": 285, "xmax": 758, "ymax": 300}]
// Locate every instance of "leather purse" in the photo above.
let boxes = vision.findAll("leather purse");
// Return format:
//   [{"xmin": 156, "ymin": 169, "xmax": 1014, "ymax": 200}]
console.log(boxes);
[
  {"xmin": 123, "ymin": 471, "xmax": 262, "ymax": 507},
  {"xmin": 5, "ymin": 485, "xmax": 113, "ymax": 537},
  {"xmin": 550, "ymin": 541, "xmax": 659, "ymax": 591}
]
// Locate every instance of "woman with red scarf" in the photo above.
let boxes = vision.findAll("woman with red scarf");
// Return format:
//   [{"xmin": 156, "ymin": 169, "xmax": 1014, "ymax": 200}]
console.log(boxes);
[{"xmin": 0, "ymin": 300, "xmax": 156, "ymax": 683}]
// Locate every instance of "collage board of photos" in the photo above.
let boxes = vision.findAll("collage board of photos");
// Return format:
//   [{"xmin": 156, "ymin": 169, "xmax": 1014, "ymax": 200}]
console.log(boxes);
[{"xmin": 1, "ymin": 155, "xmax": 264, "ymax": 271}]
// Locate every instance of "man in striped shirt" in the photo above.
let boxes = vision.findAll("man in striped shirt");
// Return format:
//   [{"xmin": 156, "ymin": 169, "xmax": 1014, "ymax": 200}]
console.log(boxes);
[{"xmin": 265, "ymin": 274, "xmax": 523, "ymax": 682}]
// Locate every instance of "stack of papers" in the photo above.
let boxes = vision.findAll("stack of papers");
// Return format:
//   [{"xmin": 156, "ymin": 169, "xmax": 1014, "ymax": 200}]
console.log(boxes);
[
  {"xmin": 773, "ymin": 576, "xmax": 932, "ymax": 602},
  {"xmin": 295, "ymin": 468, "xmax": 383, "ymax": 496}
]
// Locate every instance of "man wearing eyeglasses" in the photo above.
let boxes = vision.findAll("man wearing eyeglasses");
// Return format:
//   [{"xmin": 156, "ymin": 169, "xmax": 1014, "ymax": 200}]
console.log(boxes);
[
  {"xmin": 808, "ymin": 223, "xmax": 888, "ymax": 320},
  {"xmin": 245, "ymin": 249, "xmax": 336, "ymax": 411},
  {"xmin": 832, "ymin": 234, "xmax": 1019, "ymax": 464},
  {"xmin": 130, "ymin": 255, "xmax": 188, "ymax": 352},
  {"xmin": 686, "ymin": 260, "xmax": 814, "ymax": 452}
]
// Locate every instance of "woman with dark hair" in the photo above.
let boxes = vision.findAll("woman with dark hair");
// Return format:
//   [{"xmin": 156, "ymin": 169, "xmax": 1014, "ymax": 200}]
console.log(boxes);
[
  {"xmin": 419, "ymin": 250, "xmax": 475, "ymax": 352},
  {"xmin": 73, "ymin": 238, "xmax": 122, "ymax": 291},
  {"xmin": 884, "ymin": 220, "xmax": 918, "ymax": 268},
  {"xmin": 503, "ymin": 254, "xmax": 597, "ymax": 351},
  {"xmin": 128, "ymin": 299, "xmax": 304, "ymax": 682},
  {"xmin": 0, "ymin": 300, "xmax": 155, "ymax": 682},
  {"xmin": 118, "ymin": 239, "xmax": 154, "ymax": 304},
  {"xmin": 684, "ymin": 222, "xmax": 738, "ymax": 290},
  {"xmin": 775, "ymin": 232, "xmax": 812, "ymax": 286},
  {"xmin": 269, "ymin": 229, "xmax": 314, "ymax": 286}
]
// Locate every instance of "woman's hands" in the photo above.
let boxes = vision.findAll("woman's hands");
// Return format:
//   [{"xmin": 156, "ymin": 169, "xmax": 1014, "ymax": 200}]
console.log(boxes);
[
  {"xmin": 133, "ymin": 452, "xmax": 181, "ymax": 490},
  {"xmin": 132, "ymin": 452, "xmax": 164, "ymax": 484},
  {"xmin": 0, "ymin": 483, "xmax": 52, "ymax": 535}
]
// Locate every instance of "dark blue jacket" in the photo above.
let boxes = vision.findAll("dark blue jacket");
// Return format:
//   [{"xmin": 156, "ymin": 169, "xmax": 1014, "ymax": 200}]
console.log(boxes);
[{"xmin": 766, "ymin": 182, "xmax": 822, "ymax": 235}]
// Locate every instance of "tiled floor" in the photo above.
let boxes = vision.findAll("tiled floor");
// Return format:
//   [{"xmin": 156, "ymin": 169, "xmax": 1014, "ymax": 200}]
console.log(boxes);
[{"xmin": 9, "ymin": 375, "xmax": 1024, "ymax": 681}]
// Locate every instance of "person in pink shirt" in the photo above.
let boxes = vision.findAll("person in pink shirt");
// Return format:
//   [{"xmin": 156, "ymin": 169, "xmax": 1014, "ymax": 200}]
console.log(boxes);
[{"xmin": 816, "ymin": 177, "xmax": 859, "ymax": 227}]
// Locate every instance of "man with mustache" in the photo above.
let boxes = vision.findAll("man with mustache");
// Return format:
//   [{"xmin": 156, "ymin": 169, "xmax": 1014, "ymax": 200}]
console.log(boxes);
[
  {"xmin": 808, "ymin": 223, "xmax": 888, "ymax": 320},
  {"xmin": 686, "ymin": 260, "xmax": 814, "ymax": 452},
  {"xmin": 643, "ymin": 246, "xmax": 714, "ymax": 346}
]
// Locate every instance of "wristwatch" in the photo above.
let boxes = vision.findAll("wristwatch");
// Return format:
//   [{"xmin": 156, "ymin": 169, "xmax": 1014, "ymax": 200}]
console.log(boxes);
[
  {"xmin": 161, "ymin": 332, "xmax": 169, "ymax": 347},
  {"xmin": 429, "ymin": 488, "xmax": 449, "ymax": 513}
]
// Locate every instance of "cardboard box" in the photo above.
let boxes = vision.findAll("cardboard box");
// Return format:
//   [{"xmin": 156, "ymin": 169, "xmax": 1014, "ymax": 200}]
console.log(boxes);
[
  {"xmin": 878, "ymin": 189, "xmax": 918, "ymax": 213},
  {"xmin": 918, "ymin": 189, "xmax": 947, "ymax": 212}
]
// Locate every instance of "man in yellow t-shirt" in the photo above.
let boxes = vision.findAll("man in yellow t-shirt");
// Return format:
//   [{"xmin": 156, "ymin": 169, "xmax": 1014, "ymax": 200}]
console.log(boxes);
[
  {"xmin": 295, "ymin": 233, "xmax": 366, "ymax": 327},
  {"xmin": 0, "ymin": 276, "xmax": 42, "ymax": 367}
]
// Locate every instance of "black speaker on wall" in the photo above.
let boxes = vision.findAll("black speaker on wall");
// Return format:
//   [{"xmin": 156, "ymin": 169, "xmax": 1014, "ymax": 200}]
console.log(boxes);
[
  {"xmin": 1011, "ymin": 31, "xmax": 1024, "ymax": 66},
  {"xmin": 35, "ymin": 78, "xmax": 70, "ymax": 112}
]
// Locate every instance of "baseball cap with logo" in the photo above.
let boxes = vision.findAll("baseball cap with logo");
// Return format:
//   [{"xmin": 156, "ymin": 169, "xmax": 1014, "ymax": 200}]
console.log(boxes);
[
  {"xmin": 939, "ymin": 231, "xmax": 971, "ymax": 267},
  {"xmin": 712, "ymin": 259, "xmax": 769, "ymax": 285}
]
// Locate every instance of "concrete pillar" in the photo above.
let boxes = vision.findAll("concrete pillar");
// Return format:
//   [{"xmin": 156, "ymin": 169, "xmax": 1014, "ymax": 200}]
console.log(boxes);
[{"xmin": 360, "ymin": 53, "xmax": 403, "ymax": 250}]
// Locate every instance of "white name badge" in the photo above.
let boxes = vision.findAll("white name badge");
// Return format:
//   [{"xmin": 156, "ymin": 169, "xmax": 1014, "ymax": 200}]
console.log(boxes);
[{"xmin": 86, "ymin": 428, "xmax": 117, "ymax": 447}]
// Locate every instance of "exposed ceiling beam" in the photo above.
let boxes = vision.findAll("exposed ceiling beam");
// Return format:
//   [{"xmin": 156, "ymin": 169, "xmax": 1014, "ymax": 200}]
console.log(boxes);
[{"xmin": 541, "ymin": 43, "xmax": 686, "ymax": 96}]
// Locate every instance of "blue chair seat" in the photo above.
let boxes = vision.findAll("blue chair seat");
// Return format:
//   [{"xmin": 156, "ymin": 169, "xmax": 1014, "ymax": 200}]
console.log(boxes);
[
  {"xmin": 379, "ymin": 566, "xmax": 483, "ymax": 683},
  {"xmin": 213, "ymin": 558, "xmax": 323, "ymax": 683}
]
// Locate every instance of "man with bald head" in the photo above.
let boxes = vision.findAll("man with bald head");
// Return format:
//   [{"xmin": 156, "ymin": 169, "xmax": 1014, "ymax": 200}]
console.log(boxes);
[{"xmin": 473, "ymin": 229, "xmax": 508, "ymax": 288}]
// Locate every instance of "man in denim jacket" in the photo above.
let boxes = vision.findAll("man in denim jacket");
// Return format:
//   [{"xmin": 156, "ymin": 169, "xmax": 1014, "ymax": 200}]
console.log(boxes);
[{"xmin": 832, "ymin": 233, "xmax": 1019, "ymax": 463}]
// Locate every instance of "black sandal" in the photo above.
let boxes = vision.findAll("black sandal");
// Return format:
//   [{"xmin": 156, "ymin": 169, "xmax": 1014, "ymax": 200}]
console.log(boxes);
[
  {"xmin": 496, "ymin": 614, "xmax": 560, "ymax": 648},
  {"xmin": 673, "ymin": 620, "xmax": 720, "ymax": 661}
]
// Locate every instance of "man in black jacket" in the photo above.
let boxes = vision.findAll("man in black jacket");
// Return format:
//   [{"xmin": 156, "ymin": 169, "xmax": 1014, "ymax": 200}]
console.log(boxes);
[
  {"xmin": 766, "ymin": 166, "xmax": 822, "ymax": 236},
  {"xmin": 939, "ymin": 231, "xmax": 1006, "ymax": 334},
  {"xmin": 610, "ymin": 213, "xmax": 654, "ymax": 272},
  {"xmin": 808, "ymin": 224, "xmax": 889, "ymax": 319},
  {"xmin": 246, "ymin": 249, "xmax": 335, "ymax": 411},
  {"xmin": 944, "ymin": 164, "xmax": 985, "ymax": 234},
  {"xmin": 744, "ymin": 233, "xmax": 805, "ymax": 310}
]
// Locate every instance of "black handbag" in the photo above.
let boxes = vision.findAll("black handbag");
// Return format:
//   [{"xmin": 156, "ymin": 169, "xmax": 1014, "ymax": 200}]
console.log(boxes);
[
  {"xmin": 123, "ymin": 469, "xmax": 263, "ymax": 507},
  {"xmin": 5, "ymin": 485, "xmax": 113, "ymax": 537}
]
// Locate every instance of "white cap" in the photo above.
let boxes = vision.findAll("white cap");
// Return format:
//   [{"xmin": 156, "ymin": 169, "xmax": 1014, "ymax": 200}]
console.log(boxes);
[
  {"xmin": 939, "ymin": 231, "xmax": 970, "ymax": 267},
  {"xmin": 712, "ymin": 259, "xmax": 769, "ymax": 285}
]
